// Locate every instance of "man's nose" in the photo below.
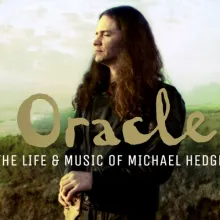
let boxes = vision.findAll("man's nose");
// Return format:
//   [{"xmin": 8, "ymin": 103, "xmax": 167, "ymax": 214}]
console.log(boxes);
[{"xmin": 93, "ymin": 35, "xmax": 102, "ymax": 46}]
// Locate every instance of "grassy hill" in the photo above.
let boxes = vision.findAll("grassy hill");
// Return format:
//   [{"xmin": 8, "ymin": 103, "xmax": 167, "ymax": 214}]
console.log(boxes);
[{"xmin": 0, "ymin": 108, "xmax": 220, "ymax": 219}]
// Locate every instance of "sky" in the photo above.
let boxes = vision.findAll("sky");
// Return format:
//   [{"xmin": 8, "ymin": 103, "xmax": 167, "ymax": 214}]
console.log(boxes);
[{"xmin": 0, "ymin": 0, "xmax": 219, "ymax": 111}]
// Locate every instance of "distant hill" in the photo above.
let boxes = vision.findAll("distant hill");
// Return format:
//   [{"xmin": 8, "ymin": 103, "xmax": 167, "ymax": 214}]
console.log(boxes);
[
  {"xmin": 32, "ymin": 108, "xmax": 75, "ymax": 133},
  {"xmin": 182, "ymin": 83, "xmax": 220, "ymax": 107}
]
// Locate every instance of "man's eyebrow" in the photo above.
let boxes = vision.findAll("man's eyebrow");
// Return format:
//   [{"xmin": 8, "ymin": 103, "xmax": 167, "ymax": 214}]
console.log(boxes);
[{"xmin": 95, "ymin": 30, "xmax": 115, "ymax": 35}]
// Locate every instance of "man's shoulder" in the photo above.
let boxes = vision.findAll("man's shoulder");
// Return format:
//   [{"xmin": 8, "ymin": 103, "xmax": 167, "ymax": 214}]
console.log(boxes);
[
  {"xmin": 159, "ymin": 82, "xmax": 184, "ymax": 100},
  {"xmin": 159, "ymin": 81, "xmax": 179, "ymax": 93},
  {"xmin": 158, "ymin": 81, "xmax": 186, "ymax": 114}
]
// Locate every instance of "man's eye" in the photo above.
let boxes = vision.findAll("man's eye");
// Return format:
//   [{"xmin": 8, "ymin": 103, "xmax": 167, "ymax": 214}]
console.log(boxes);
[{"xmin": 104, "ymin": 34, "xmax": 110, "ymax": 37}]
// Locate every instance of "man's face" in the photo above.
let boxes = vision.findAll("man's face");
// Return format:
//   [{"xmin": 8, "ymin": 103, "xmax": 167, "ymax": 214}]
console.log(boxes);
[{"xmin": 93, "ymin": 15, "xmax": 123, "ymax": 64}]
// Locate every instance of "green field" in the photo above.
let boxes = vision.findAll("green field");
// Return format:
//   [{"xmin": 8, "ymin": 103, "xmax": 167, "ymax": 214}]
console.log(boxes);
[{"xmin": 0, "ymin": 106, "xmax": 220, "ymax": 220}]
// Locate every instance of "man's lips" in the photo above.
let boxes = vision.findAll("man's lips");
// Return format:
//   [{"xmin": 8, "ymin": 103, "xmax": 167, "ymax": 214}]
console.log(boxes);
[{"xmin": 95, "ymin": 50, "xmax": 103, "ymax": 53}]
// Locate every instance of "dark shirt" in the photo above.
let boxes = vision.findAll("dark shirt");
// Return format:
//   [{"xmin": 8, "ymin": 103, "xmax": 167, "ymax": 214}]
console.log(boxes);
[{"xmin": 64, "ymin": 82, "xmax": 186, "ymax": 220}]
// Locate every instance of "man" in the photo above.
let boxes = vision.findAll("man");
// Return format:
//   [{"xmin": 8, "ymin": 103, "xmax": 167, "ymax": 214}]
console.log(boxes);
[{"xmin": 58, "ymin": 5, "xmax": 186, "ymax": 220}]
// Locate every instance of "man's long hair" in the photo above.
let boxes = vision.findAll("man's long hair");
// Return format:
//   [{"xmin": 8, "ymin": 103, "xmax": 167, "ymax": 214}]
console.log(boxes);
[{"xmin": 72, "ymin": 5, "xmax": 166, "ymax": 120}]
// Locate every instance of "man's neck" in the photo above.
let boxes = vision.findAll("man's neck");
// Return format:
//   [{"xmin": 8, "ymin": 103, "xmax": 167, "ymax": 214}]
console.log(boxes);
[{"xmin": 109, "ymin": 64, "xmax": 118, "ymax": 83}]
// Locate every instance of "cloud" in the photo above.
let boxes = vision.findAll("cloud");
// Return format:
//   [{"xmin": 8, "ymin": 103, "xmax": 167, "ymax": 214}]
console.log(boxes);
[{"xmin": 22, "ymin": 5, "xmax": 47, "ymax": 19}]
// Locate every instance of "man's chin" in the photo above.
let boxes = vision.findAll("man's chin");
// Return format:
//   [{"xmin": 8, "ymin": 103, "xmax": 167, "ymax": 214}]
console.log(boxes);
[
  {"xmin": 94, "ymin": 56, "xmax": 105, "ymax": 63},
  {"xmin": 94, "ymin": 59, "xmax": 102, "ymax": 63},
  {"xmin": 94, "ymin": 57, "xmax": 112, "ymax": 65}
]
